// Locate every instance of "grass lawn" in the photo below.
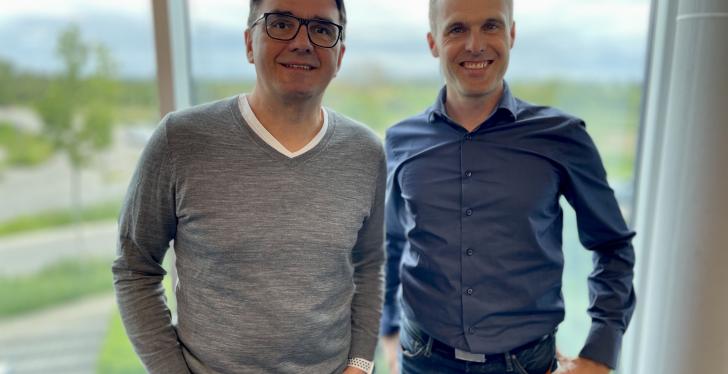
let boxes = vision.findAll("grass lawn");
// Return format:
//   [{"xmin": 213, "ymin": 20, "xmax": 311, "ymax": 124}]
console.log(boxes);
[
  {"xmin": 0, "ymin": 199, "xmax": 121, "ymax": 238},
  {"xmin": 0, "ymin": 258, "xmax": 114, "ymax": 318}
]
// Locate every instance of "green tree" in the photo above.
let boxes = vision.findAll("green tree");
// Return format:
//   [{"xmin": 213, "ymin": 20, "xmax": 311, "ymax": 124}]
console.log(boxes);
[{"xmin": 36, "ymin": 24, "xmax": 119, "ymax": 219}]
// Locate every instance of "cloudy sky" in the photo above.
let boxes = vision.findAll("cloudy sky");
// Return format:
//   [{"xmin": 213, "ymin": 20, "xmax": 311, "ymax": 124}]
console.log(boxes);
[{"xmin": 0, "ymin": 0, "xmax": 650, "ymax": 81}]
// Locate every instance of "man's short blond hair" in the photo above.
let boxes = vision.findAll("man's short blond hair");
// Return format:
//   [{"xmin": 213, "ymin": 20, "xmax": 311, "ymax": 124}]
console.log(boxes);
[{"xmin": 429, "ymin": 0, "xmax": 514, "ymax": 33}]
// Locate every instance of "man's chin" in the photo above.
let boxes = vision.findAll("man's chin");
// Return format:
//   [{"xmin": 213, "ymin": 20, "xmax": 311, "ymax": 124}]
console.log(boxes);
[
  {"xmin": 279, "ymin": 89, "xmax": 320, "ymax": 102},
  {"xmin": 460, "ymin": 88, "xmax": 499, "ymax": 99},
  {"xmin": 456, "ymin": 81, "xmax": 503, "ymax": 99}
]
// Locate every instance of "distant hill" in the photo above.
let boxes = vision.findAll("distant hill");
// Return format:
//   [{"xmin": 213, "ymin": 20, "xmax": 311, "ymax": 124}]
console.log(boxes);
[{"xmin": 0, "ymin": 9, "xmax": 645, "ymax": 82}]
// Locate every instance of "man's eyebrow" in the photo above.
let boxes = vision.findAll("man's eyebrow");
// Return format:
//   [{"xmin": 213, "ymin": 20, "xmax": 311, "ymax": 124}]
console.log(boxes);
[
  {"xmin": 484, "ymin": 17, "xmax": 506, "ymax": 25},
  {"xmin": 267, "ymin": 9, "xmax": 292, "ymax": 15},
  {"xmin": 443, "ymin": 21, "xmax": 465, "ymax": 30},
  {"xmin": 444, "ymin": 16, "xmax": 507, "ymax": 29},
  {"xmin": 267, "ymin": 9, "xmax": 336, "ymax": 23},
  {"xmin": 311, "ymin": 14, "xmax": 337, "ymax": 23}
]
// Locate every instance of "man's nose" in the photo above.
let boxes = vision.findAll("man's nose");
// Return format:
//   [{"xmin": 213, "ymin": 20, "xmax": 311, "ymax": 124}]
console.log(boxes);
[
  {"xmin": 288, "ymin": 24, "xmax": 314, "ymax": 52},
  {"xmin": 465, "ymin": 33, "xmax": 486, "ymax": 53}
]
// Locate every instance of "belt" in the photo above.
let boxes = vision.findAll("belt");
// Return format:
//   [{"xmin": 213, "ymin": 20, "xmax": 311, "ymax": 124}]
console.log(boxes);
[{"xmin": 430, "ymin": 333, "xmax": 552, "ymax": 363}]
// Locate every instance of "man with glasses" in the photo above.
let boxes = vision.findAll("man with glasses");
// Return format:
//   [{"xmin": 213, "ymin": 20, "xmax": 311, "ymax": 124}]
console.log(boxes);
[
  {"xmin": 113, "ymin": 1, "xmax": 383, "ymax": 373},
  {"xmin": 380, "ymin": 0, "xmax": 636, "ymax": 373}
]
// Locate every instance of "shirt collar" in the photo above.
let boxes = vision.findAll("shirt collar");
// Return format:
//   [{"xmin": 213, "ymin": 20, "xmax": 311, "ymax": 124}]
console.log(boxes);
[{"xmin": 427, "ymin": 81, "xmax": 518, "ymax": 124}]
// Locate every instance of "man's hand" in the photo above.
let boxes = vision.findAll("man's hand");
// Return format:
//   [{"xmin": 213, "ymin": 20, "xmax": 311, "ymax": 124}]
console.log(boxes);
[
  {"xmin": 342, "ymin": 367, "xmax": 367, "ymax": 374},
  {"xmin": 554, "ymin": 353, "xmax": 611, "ymax": 374},
  {"xmin": 380, "ymin": 332, "xmax": 401, "ymax": 374}
]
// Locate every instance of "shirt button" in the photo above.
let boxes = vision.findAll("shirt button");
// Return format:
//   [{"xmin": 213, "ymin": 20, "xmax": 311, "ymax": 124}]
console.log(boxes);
[
  {"xmin": 466, "ymin": 288, "xmax": 474, "ymax": 295},
  {"xmin": 465, "ymin": 170, "xmax": 472, "ymax": 177},
  {"xmin": 466, "ymin": 248, "xmax": 474, "ymax": 256},
  {"xmin": 465, "ymin": 134, "xmax": 472, "ymax": 140},
  {"xmin": 465, "ymin": 209, "xmax": 473, "ymax": 216},
  {"xmin": 468, "ymin": 327, "xmax": 475, "ymax": 334}
]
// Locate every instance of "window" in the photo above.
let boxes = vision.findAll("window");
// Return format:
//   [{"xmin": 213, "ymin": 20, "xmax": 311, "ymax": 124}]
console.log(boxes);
[
  {"xmin": 0, "ymin": 1, "xmax": 158, "ymax": 372},
  {"xmin": 510, "ymin": 0, "xmax": 649, "ymax": 359},
  {"xmin": 0, "ymin": 0, "xmax": 650, "ymax": 372},
  {"xmin": 187, "ymin": 1, "xmax": 649, "ymax": 366}
]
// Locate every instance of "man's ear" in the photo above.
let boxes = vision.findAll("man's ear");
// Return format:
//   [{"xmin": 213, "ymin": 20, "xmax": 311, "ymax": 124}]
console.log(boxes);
[
  {"xmin": 244, "ymin": 29, "xmax": 254, "ymax": 63},
  {"xmin": 427, "ymin": 32, "xmax": 439, "ymax": 58},
  {"xmin": 509, "ymin": 21, "xmax": 517, "ymax": 49},
  {"xmin": 335, "ymin": 43, "xmax": 346, "ymax": 75}
]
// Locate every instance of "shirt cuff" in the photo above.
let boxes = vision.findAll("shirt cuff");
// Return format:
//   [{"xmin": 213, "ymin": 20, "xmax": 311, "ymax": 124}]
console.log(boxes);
[
  {"xmin": 579, "ymin": 322, "xmax": 624, "ymax": 369},
  {"xmin": 347, "ymin": 357, "xmax": 374, "ymax": 374}
]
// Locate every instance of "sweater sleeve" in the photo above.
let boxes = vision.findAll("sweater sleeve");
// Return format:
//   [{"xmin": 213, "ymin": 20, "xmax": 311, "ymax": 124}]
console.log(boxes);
[
  {"xmin": 380, "ymin": 131, "xmax": 406, "ymax": 337},
  {"xmin": 348, "ymin": 152, "xmax": 386, "ymax": 361},
  {"xmin": 111, "ymin": 117, "xmax": 191, "ymax": 374}
]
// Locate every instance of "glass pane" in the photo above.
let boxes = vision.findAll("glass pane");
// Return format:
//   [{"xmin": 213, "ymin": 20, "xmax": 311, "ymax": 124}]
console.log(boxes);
[
  {"xmin": 509, "ymin": 0, "xmax": 649, "ymax": 359},
  {"xmin": 184, "ymin": 0, "xmax": 649, "ymax": 372},
  {"xmin": 187, "ymin": 0, "xmax": 250, "ymax": 103},
  {"xmin": 0, "ymin": 1, "xmax": 158, "ymax": 373}
]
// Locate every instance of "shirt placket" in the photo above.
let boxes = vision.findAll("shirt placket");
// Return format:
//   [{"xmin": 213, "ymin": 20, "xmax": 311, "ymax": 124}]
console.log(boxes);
[{"xmin": 460, "ymin": 131, "xmax": 481, "ymax": 347}]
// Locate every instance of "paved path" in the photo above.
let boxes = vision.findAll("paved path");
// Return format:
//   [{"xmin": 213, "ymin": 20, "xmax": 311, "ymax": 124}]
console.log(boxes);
[
  {"xmin": 0, "ymin": 223, "xmax": 120, "ymax": 374},
  {"xmin": 0, "ymin": 222, "xmax": 117, "ymax": 277},
  {"xmin": 0, "ymin": 293, "xmax": 115, "ymax": 374}
]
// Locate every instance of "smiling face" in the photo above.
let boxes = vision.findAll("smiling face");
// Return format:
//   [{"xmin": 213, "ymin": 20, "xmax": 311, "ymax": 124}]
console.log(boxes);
[
  {"xmin": 244, "ymin": 0, "xmax": 345, "ymax": 104},
  {"xmin": 428, "ymin": 0, "xmax": 515, "ymax": 104}
]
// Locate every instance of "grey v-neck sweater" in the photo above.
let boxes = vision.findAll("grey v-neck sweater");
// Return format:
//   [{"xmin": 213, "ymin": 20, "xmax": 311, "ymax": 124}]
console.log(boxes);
[{"xmin": 112, "ymin": 96, "xmax": 385, "ymax": 374}]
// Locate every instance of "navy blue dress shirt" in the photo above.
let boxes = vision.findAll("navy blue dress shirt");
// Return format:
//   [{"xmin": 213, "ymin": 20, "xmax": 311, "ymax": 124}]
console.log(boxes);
[{"xmin": 381, "ymin": 83, "xmax": 636, "ymax": 369}]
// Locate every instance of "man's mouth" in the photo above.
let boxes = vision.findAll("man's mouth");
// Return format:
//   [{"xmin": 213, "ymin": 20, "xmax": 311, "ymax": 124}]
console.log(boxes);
[
  {"xmin": 281, "ymin": 63, "xmax": 315, "ymax": 70},
  {"xmin": 461, "ymin": 60, "xmax": 494, "ymax": 70}
]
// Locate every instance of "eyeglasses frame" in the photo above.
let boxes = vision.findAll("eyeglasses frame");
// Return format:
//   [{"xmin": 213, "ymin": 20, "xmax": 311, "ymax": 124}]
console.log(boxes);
[{"xmin": 250, "ymin": 12, "xmax": 344, "ymax": 49}]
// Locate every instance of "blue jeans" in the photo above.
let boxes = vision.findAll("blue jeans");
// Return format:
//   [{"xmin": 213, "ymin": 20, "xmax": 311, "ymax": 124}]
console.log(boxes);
[{"xmin": 399, "ymin": 319, "xmax": 557, "ymax": 374}]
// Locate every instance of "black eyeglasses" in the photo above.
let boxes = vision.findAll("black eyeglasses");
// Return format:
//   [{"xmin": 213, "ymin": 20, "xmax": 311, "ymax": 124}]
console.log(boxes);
[{"xmin": 251, "ymin": 12, "xmax": 343, "ymax": 48}]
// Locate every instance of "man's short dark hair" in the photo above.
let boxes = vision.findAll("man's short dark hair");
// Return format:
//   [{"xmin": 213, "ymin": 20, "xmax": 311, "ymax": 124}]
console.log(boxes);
[{"xmin": 247, "ymin": 0, "xmax": 347, "ymax": 39}]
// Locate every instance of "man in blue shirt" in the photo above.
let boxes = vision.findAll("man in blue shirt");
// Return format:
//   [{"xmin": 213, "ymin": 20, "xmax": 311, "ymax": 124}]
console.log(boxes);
[{"xmin": 379, "ymin": 0, "xmax": 636, "ymax": 373}]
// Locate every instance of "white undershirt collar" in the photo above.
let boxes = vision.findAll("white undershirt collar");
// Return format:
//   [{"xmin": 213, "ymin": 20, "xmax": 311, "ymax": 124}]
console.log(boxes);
[{"xmin": 238, "ymin": 94, "xmax": 328, "ymax": 158}]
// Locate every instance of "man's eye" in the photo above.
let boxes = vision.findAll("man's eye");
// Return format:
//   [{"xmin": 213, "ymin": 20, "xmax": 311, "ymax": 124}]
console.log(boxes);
[
  {"xmin": 312, "ymin": 26, "xmax": 333, "ymax": 35},
  {"xmin": 484, "ymin": 22, "xmax": 500, "ymax": 31},
  {"xmin": 271, "ymin": 21, "xmax": 294, "ymax": 29},
  {"xmin": 449, "ymin": 26, "xmax": 465, "ymax": 34}
]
